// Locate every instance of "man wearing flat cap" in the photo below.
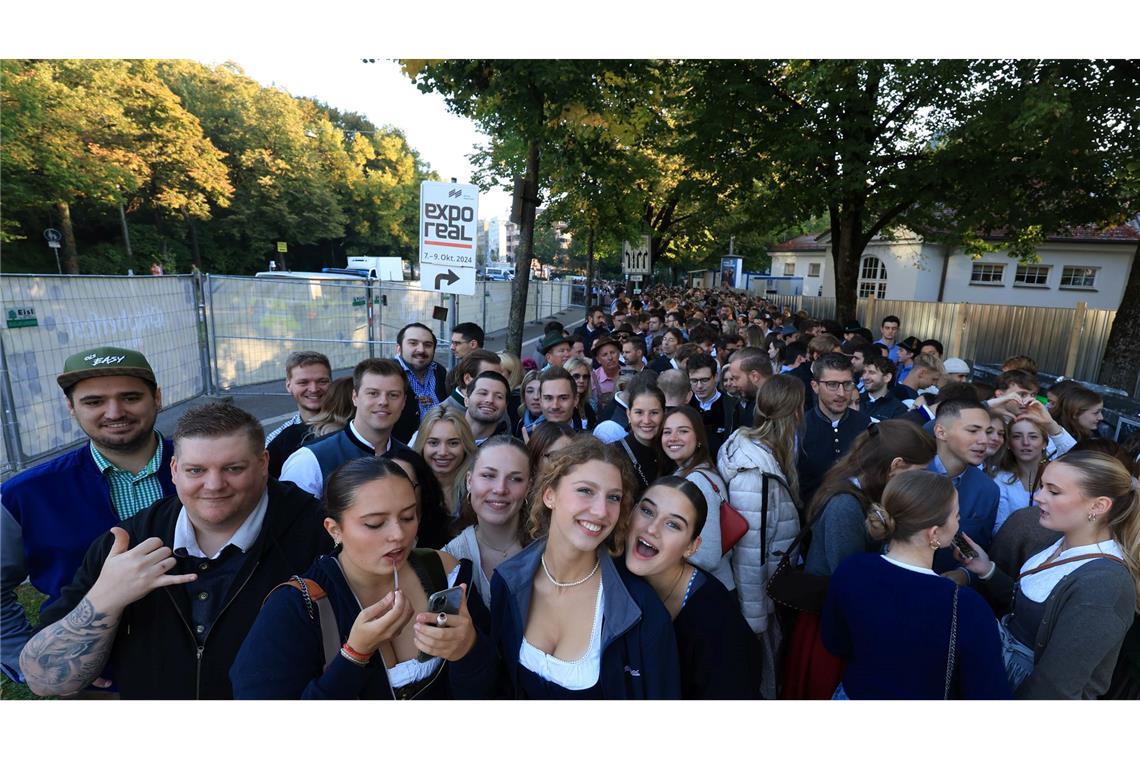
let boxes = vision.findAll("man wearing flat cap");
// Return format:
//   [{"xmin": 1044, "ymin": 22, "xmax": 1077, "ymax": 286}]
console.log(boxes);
[{"xmin": 1, "ymin": 346, "xmax": 175, "ymax": 685}]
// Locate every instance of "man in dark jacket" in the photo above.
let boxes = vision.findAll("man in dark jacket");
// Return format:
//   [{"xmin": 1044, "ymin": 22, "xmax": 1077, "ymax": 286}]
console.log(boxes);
[
  {"xmin": 19, "ymin": 402, "xmax": 331, "ymax": 699},
  {"xmin": 796, "ymin": 354, "xmax": 872, "ymax": 506},
  {"xmin": 859, "ymin": 356, "xmax": 909, "ymax": 420},
  {"xmin": 1, "ymin": 346, "xmax": 176, "ymax": 684}
]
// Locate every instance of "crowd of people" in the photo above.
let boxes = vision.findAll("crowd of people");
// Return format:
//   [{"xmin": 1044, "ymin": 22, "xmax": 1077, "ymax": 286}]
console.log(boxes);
[{"xmin": 3, "ymin": 283, "xmax": 1139, "ymax": 701}]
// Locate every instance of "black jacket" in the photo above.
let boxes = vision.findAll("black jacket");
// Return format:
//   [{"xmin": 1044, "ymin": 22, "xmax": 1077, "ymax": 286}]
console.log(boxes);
[
  {"xmin": 38, "ymin": 479, "xmax": 332, "ymax": 699},
  {"xmin": 861, "ymin": 391, "xmax": 909, "ymax": 421}
]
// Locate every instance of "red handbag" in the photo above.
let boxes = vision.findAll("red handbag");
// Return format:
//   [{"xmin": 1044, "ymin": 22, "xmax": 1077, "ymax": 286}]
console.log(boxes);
[{"xmin": 694, "ymin": 470, "xmax": 748, "ymax": 555}]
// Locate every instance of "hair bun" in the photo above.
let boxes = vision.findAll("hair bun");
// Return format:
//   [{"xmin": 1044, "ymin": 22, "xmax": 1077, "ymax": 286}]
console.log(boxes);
[{"xmin": 865, "ymin": 503, "xmax": 895, "ymax": 541}]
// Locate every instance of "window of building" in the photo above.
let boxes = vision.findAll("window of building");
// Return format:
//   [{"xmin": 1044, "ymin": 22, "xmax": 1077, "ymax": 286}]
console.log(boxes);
[
  {"xmin": 808, "ymin": 262, "xmax": 821, "ymax": 277},
  {"xmin": 1014, "ymin": 264, "xmax": 1050, "ymax": 286},
  {"xmin": 970, "ymin": 263, "xmax": 1005, "ymax": 284},
  {"xmin": 1060, "ymin": 266, "xmax": 1097, "ymax": 289},
  {"xmin": 783, "ymin": 262, "xmax": 796, "ymax": 276},
  {"xmin": 857, "ymin": 255, "xmax": 887, "ymax": 299}
]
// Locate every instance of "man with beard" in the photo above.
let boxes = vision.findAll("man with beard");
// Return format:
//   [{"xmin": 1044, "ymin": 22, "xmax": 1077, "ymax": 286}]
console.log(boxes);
[
  {"xmin": 464, "ymin": 371, "xmax": 511, "ymax": 444},
  {"xmin": 723, "ymin": 347, "xmax": 773, "ymax": 434},
  {"xmin": 858, "ymin": 356, "xmax": 909, "ymax": 420},
  {"xmin": 2, "ymin": 347, "xmax": 176, "ymax": 684},
  {"xmin": 392, "ymin": 322, "xmax": 447, "ymax": 443}
]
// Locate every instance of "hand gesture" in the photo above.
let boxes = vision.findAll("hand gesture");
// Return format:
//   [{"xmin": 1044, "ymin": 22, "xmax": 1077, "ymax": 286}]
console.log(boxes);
[
  {"xmin": 412, "ymin": 584, "xmax": 477, "ymax": 662},
  {"xmin": 987, "ymin": 395, "xmax": 1023, "ymax": 424},
  {"xmin": 1014, "ymin": 399, "xmax": 1059, "ymax": 434},
  {"xmin": 345, "ymin": 590, "xmax": 414, "ymax": 657},
  {"xmin": 87, "ymin": 528, "xmax": 197, "ymax": 615},
  {"xmin": 953, "ymin": 532, "xmax": 994, "ymax": 577}
]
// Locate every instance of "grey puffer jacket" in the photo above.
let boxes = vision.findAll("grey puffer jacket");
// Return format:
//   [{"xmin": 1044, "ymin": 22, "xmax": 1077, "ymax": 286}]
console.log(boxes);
[{"xmin": 717, "ymin": 431, "xmax": 801, "ymax": 635}]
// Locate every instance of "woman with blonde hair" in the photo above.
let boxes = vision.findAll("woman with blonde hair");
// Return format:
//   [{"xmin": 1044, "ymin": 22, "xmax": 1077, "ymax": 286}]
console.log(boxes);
[
  {"xmin": 413, "ymin": 406, "xmax": 477, "ymax": 520},
  {"xmin": 515, "ymin": 369, "xmax": 543, "ymax": 438},
  {"xmin": 822, "ymin": 470, "xmax": 1010, "ymax": 699},
  {"xmin": 958, "ymin": 450, "xmax": 1140, "ymax": 698},
  {"xmin": 306, "ymin": 377, "xmax": 356, "ymax": 438},
  {"xmin": 488, "ymin": 436, "xmax": 682, "ymax": 698},
  {"xmin": 563, "ymin": 356, "xmax": 598, "ymax": 430},
  {"xmin": 497, "ymin": 350, "xmax": 522, "ymax": 390},
  {"xmin": 717, "ymin": 374, "xmax": 803, "ymax": 698}
]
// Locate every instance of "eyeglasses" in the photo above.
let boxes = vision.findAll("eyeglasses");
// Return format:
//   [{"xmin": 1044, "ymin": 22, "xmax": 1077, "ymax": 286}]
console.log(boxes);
[
  {"xmin": 818, "ymin": 380, "xmax": 856, "ymax": 392},
  {"xmin": 689, "ymin": 376, "xmax": 714, "ymax": 385}
]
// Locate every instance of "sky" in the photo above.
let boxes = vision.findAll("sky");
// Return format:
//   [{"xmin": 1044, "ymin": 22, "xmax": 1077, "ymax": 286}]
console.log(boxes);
[{"xmin": 229, "ymin": 57, "xmax": 514, "ymax": 221}]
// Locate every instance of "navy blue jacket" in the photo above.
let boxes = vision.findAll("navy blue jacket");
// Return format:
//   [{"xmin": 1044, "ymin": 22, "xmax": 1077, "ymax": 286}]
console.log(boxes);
[
  {"xmin": 230, "ymin": 552, "xmax": 496, "ymax": 699},
  {"xmin": 797, "ymin": 406, "xmax": 872, "ymax": 507},
  {"xmin": 860, "ymin": 391, "xmax": 909, "ymax": 421},
  {"xmin": 490, "ymin": 539, "xmax": 682, "ymax": 699},
  {"xmin": 673, "ymin": 568, "xmax": 763, "ymax": 699}
]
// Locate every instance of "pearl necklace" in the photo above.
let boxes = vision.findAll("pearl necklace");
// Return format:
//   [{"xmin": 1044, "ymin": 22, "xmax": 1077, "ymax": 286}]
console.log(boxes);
[{"xmin": 541, "ymin": 553, "xmax": 601, "ymax": 588}]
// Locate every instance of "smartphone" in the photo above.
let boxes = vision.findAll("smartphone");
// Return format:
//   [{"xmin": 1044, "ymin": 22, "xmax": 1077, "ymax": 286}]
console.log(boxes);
[
  {"xmin": 951, "ymin": 533, "xmax": 977, "ymax": 560},
  {"xmin": 416, "ymin": 586, "xmax": 465, "ymax": 662}
]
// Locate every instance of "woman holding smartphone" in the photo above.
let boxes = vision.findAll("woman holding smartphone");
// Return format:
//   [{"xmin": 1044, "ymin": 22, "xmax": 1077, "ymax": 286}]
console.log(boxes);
[
  {"xmin": 624, "ymin": 476, "xmax": 762, "ymax": 698},
  {"xmin": 489, "ymin": 436, "xmax": 682, "ymax": 698},
  {"xmin": 230, "ymin": 457, "xmax": 495, "ymax": 699}
]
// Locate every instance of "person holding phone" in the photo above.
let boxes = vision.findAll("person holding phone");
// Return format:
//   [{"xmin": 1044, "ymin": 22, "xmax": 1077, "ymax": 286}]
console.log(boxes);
[
  {"xmin": 822, "ymin": 470, "xmax": 1010, "ymax": 699},
  {"xmin": 624, "ymin": 476, "xmax": 761, "ymax": 698},
  {"xmin": 956, "ymin": 451, "xmax": 1140, "ymax": 699},
  {"xmin": 230, "ymin": 457, "xmax": 495, "ymax": 699},
  {"xmin": 488, "ymin": 436, "xmax": 682, "ymax": 698}
]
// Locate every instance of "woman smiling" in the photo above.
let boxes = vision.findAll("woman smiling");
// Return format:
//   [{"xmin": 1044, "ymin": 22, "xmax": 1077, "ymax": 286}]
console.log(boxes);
[
  {"xmin": 413, "ymin": 406, "xmax": 476, "ymax": 519},
  {"xmin": 613, "ymin": 379, "xmax": 670, "ymax": 501},
  {"xmin": 488, "ymin": 436, "xmax": 681, "ymax": 698},
  {"xmin": 624, "ymin": 477, "xmax": 761, "ymax": 698}
]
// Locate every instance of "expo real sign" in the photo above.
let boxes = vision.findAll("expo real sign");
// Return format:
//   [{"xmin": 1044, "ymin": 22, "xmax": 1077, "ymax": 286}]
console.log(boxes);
[{"xmin": 419, "ymin": 181, "xmax": 477, "ymax": 295}]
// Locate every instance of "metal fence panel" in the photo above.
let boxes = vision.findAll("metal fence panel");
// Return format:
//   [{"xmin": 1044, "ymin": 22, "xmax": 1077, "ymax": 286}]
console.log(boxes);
[
  {"xmin": 1075, "ymin": 309, "xmax": 1116, "ymax": 382},
  {"xmin": 207, "ymin": 276, "xmax": 372, "ymax": 390},
  {"xmin": 1, "ymin": 274, "xmax": 203, "ymax": 463}
]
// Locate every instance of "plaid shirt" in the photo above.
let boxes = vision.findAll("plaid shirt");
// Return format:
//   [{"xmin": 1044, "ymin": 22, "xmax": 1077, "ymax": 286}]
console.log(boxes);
[{"xmin": 89, "ymin": 433, "xmax": 166, "ymax": 521}]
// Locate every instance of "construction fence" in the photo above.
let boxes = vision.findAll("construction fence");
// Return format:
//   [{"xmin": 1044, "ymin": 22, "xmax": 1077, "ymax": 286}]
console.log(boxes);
[
  {"xmin": 764, "ymin": 294, "xmax": 1125, "ymax": 390},
  {"xmin": 1, "ymin": 273, "xmax": 578, "ymax": 475}
]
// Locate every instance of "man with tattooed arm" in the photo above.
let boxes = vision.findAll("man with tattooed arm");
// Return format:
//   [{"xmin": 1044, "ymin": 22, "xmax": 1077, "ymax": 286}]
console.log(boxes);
[{"xmin": 19, "ymin": 403, "xmax": 330, "ymax": 699}]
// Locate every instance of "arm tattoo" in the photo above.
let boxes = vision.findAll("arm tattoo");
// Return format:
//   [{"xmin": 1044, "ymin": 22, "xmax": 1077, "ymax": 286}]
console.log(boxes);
[{"xmin": 19, "ymin": 597, "xmax": 121, "ymax": 696}]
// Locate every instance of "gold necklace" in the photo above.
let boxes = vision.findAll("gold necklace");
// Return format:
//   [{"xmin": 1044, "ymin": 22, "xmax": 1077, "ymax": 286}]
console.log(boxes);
[{"xmin": 477, "ymin": 529, "xmax": 518, "ymax": 558}]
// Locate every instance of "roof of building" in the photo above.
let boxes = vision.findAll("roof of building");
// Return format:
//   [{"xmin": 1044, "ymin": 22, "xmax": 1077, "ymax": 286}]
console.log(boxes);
[
  {"xmin": 771, "ymin": 222, "xmax": 1138, "ymax": 253},
  {"xmin": 769, "ymin": 233, "xmax": 827, "ymax": 252}
]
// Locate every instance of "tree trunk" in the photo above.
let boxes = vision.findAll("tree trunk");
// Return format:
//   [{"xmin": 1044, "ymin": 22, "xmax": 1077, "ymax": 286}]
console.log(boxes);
[
  {"xmin": 830, "ymin": 205, "xmax": 862, "ymax": 324},
  {"xmin": 56, "ymin": 201, "xmax": 79, "ymax": 274},
  {"xmin": 1097, "ymin": 243, "xmax": 1140, "ymax": 395},
  {"xmin": 585, "ymin": 225, "xmax": 596, "ymax": 308},
  {"xmin": 506, "ymin": 140, "xmax": 540, "ymax": 358}
]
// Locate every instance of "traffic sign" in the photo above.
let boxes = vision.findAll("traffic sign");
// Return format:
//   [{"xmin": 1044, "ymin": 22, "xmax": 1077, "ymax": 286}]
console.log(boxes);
[
  {"xmin": 276, "ymin": 241, "xmax": 288, "ymax": 253},
  {"xmin": 43, "ymin": 228, "xmax": 62, "ymax": 243},
  {"xmin": 420, "ymin": 181, "xmax": 477, "ymax": 295},
  {"xmin": 420, "ymin": 261, "xmax": 475, "ymax": 296},
  {"xmin": 47, "ymin": 241, "xmax": 61, "ymax": 249},
  {"xmin": 622, "ymin": 236, "xmax": 651, "ymax": 275}
]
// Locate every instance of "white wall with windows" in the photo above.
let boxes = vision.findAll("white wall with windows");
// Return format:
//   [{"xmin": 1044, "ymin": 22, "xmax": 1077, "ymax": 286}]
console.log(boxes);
[
  {"xmin": 770, "ymin": 252, "xmax": 828, "ymax": 297},
  {"xmin": 940, "ymin": 243, "xmax": 1133, "ymax": 309}
]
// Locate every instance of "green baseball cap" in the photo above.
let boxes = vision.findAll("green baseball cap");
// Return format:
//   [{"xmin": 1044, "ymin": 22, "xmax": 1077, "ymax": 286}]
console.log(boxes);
[{"xmin": 57, "ymin": 346, "xmax": 156, "ymax": 391}]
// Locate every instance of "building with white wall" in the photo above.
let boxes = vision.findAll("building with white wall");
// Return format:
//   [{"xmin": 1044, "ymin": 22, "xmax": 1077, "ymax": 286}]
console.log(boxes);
[
  {"xmin": 477, "ymin": 218, "xmax": 508, "ymax": 265},
  {"xmin": 768, "ymin": 225, "xmax": 1138, "ymax": 310}
]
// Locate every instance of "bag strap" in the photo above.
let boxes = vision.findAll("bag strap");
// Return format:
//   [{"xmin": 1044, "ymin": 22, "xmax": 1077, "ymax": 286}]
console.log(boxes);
[
  {"xmin": 692, "ymin": 469, "xmax": 724, "ymax": 499},
  {"xmin": 944, "ymin": 586, "xmax": 959, "ymax": 700},
  {"xmin": 408, "ymin": 548, "xmax": 448, "ymax": 594},
  {"xmin": 620, "ymin": 439, "xmax": 648, "ymax": 487},
  {"xmin": 1017, "ymin": 552, "xmax": 1126, "ymax": 580},
  {"xmin": 267, "ymin": 576, "xmax": 340, "ymax": 670},
  {"xmin": 771, "ymin": 488, "xmax": 832, "ymax": 571}
]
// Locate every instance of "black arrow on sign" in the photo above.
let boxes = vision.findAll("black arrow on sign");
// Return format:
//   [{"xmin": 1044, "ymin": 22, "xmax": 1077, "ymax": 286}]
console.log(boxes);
[{"xmin": 434, "ymin": 269, "xmax": 460, "ymax": 289}]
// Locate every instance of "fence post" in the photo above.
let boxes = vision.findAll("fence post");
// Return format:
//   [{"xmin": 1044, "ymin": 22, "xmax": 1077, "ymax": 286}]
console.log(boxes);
[
  {"xmin": 366, "ymin": 279, "xmax": 376, "ymax": 359},
  {"xmin": 947, "ymin": 302, "xmax": 964, "ymax": 358},
  {"xmin": 0, "ymin": 333, "xmax": 27, "ymax": 472},
  {"xmin": 205, "ymin": 274, "xmax": 221, "ymax": 395},
  {"xmin": 1063, "ymin": 301, "xmax": 1088, "ymax": 378},
  {"xmin": 193, "ymin": 270, "xmax": 215, "ymax": 397}
]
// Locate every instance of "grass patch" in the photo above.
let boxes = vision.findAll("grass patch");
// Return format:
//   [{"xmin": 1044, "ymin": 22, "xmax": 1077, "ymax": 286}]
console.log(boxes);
[{"xmin": 1, "ymin": 585, "xmax": 51, "ymax": 700}]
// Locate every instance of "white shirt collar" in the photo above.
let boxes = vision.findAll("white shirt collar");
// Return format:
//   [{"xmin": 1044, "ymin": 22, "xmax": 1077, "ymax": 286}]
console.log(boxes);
[
  {"xmin": 173, "ymin": 488, "xmax": 269, "ymax": 560},
  {"xmin": 348, "ymin": 420, "xmax": 391, "ymax": 453},
  {"xmin": 881, "ymin": 554, "xmax": 938, "ymax": 576},
  {"xmin": 696, "ymin": 389, "xmax": 721, "ymax": 411}
]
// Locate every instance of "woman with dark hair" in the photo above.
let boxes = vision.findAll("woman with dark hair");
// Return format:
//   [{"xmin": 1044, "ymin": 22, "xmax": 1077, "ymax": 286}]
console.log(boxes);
[
  {"xmin": 489, "ymin": 436, "xmax": 681, "ymax": 698},
  {"xmin": 660, "ymin": 405, "xmax": 734, "ymax": 590},
  {"xmin": 443, "ymin": 436, "xmax": 531, "ymax": 603},
  {"xmin": 624, "ymin": 476, "xmax": 761, "ymax": 699},
  {"xmin": 780, "ymin": 419, "xmax": 937, "ymax": 699},
  {"xmin": 612, "ymin": 380, "xmax": 669, "ymax": 501},
  {"xmin": 1051, "ymin": 384, "xmax": 1104, "ymax": 442},
  {"xmin": 387, "ymin": 446, "xmax": 452, "ymax": 549},
  {"xmin": 823, "ymin": 470, "xmax": 1010, "ymax": 699},
  {"xmin": 527, "ymin": 421, "xmax": 576, "ymax": 479},
  {"xmin": 958, "ymin": 451, "xmax": 1140, "ymax": 698},
  {"xmin": 231, "ymin": 457, "xmax": 494, "ymax": 699}
]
